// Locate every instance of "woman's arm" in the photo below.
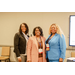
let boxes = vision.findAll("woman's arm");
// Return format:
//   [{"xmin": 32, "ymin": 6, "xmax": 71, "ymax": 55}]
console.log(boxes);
[
  {"xmin": 14, "ymin": 33, "xmax": 20, "ymax": 57},
  {"xmin": 27, "ymin": 37, "xmax": 32, "ymax": 62},
  {"xmin": 45, "ymin": 37, "xmax": 48, "ymax": 60},
  {"xmin": 59, "ymin": 34, "xmax": 66, "ymax": 62}
]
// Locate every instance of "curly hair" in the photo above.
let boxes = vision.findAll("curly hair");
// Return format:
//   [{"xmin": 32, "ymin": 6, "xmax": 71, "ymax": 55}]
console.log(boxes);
[{"xmin": 33, "ymin": 26, "xmax": 43, "ymax": 36}]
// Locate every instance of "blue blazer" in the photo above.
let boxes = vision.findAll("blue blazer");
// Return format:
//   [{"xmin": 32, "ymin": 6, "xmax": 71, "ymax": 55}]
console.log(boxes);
[{"xmin": 45, "ymin": 33, "xmax": 66, "ymax": 60}]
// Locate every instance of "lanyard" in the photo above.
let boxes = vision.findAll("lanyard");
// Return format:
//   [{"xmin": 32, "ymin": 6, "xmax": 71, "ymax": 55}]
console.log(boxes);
[
  {"xmin": 25, "ymin": 35, "xmax": 29, "ymax": 40},
  {"xmin": 36, "ymin": 37, "xmax": 41, "ymax": 48},
  {"xmin": 23, "ymin": 33, "xmax": 29, "ymax": 40}
]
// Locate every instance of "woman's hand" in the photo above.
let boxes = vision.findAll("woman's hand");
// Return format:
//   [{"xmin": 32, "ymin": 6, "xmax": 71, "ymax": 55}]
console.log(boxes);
[
  {"xmin": 27, "ymin": 60, "xmax": 31, "ymax": 62},
  {"xmin": 59, "ymin": 58, "xmax": 63, "ymax": 62},
  {"xmin": 18, "ymin": 57, "xmax": 22, "ymax": 62}
]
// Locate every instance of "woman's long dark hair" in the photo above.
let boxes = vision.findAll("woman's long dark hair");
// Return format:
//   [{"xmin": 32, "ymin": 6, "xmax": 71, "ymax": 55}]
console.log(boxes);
[{"xmin": 19, "ymin": 23, "xmax": 29, "ymax": 34}]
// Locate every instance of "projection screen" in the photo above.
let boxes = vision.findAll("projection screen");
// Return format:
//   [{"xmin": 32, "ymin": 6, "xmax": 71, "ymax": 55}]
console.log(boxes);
[{"xmin": 69, "ymin": 15, "xmax": 75, "ymax": 46}]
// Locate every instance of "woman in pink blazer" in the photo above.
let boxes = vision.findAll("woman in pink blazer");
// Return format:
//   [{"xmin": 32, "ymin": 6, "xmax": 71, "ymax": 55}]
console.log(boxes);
[{"xmin": 27, "ymin": 27, "xmax": 46, "ymax": 62}]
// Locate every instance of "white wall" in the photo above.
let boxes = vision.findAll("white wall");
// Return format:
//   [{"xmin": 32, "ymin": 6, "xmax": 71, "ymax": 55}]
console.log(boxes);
[{"xmin": 0, "ymin": 12, "xmax": 75, "ymax": 47}]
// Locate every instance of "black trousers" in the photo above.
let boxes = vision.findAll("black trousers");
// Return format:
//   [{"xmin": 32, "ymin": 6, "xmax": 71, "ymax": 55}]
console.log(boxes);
[{"xmin": 46, "ymin": 58, "xmax": 49, "ymax": 62}]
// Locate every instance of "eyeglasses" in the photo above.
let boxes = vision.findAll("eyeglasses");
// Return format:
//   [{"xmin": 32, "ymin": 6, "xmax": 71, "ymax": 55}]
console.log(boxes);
[{"xmin": 51, "ymin": 27, "xmax": 56, "ymax": 30}]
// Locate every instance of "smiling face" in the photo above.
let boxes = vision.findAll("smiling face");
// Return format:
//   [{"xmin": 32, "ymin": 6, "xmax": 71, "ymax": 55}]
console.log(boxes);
[
  {"xmin": 35, "ymin": 28, "xmax": 41, "ymax": 36},
  {"xmin": 21, "ymin": 24, "xmax": 26, "ymax": 33},
  {"xmin": 50, "ymin": 25, "xmax": 57, "ymax": 34}
]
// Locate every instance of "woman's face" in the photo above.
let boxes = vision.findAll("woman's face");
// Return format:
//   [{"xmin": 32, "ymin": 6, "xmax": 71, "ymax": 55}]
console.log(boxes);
[
  {"xmin": 21, "ymin": 24, "xmax": 26, "ymax": 33},
  {"xmin": 35, "ymin": 28, "xmax": 41, "ymax": 36},
  {"xmin": 50, "ymin": 25, "xmax": 57, "ymax": 34}
]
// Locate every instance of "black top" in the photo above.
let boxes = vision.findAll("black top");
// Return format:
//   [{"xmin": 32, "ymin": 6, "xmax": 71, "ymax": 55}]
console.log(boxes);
[
  {"xmin": 46, "ymin": 34, "xmax": 52, "ymax": 44},
  {"xmin": 38, "ymin": 41, "xmax": 43, "ymax": 49},
  {"xmin": 14, "ymin": 32, "xmax": 29, "ymax": 57}
]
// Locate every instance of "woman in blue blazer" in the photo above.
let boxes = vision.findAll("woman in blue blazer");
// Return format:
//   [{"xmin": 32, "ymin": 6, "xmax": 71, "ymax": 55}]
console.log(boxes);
[{"xmin": 45, "ymin": 24, "xmax": 66, "ymax": 62}]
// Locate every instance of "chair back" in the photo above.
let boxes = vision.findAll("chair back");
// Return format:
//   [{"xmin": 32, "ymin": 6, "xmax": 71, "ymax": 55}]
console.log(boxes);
[
  {"xmin": 71, "ymin": 52, "xmax": 75, "ymax": 57},
  {"xmin": 1, "ymin": 47, "xmax": 10, "ymax": 56}
]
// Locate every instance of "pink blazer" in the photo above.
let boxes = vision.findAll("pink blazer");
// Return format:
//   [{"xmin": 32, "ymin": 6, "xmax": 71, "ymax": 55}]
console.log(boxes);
[{"xmin": 27, "ymin": 36, "xmax": 46, "ymax": 62}]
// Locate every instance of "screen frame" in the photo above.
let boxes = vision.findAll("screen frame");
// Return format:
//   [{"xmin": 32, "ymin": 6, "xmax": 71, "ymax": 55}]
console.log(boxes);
[{"xmin": 69, "ymin": 15, "xmax": 75, "ymax": 46}]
